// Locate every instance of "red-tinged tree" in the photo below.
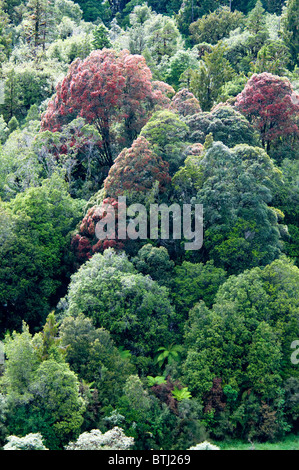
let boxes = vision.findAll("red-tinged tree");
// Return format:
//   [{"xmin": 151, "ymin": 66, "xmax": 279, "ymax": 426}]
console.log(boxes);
[
  {"xmin": 169, "ymin": 88, "xmax": 202, "ymax": 117},
  {"xmin": 104, "ymin": 136, "xmax": 171, "ymax": 199},
  {"xmin": 71, "ymin": 197, "xmax": 125, "ymax": 264},
  {"xmin": 41, "ymin": 49, "xmax": 172, "ymax": 167},
  {"xmin": 151, "ymin": 80, "xmax": 175, "ymax": 102},
  {"xmin": 235, "ymin": 73, "xmax": 299, "ymax": 152},
  {"xmin": 150, "ymin": 377, "xmax": 183, "ymax": 415},
  {"xmin": 203, "ymin": 377, "xmax": 226, "ymax": 415}
]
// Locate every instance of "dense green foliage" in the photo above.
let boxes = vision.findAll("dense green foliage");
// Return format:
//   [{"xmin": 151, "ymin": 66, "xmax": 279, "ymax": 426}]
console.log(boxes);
[{"xmin": 0, "ymin": 0, "xmax": 298, "ymax": 451}]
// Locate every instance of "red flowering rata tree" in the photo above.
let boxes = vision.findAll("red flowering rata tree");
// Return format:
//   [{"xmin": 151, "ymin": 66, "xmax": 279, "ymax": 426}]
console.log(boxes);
[
  {"xmin": 235, "ymin": 72, "xmax": 299, "ymax": 152},
  {"xmin": 71, "ymin": 137, "xmax": 171, "ymax": 263},
  {"xmin": 71, "ymin": 197, "xmax": 125, "ymax": 263},
  {"xmin": 104, "ymin": 136, "xmax": 171, "ymax": 198},
  {"xmin": 41, "ymin": 49, "xmax": 173, "ymax": 166},
  {"xmin": 169, "ymin": 88, "xmax": 202, "ymax": 117}
]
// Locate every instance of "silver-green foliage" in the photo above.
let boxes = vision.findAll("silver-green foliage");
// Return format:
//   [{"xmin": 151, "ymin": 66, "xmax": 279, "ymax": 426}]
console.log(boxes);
[{"xmin": 65, "ymin": 427, "xmax": 134, "ymax": 450}]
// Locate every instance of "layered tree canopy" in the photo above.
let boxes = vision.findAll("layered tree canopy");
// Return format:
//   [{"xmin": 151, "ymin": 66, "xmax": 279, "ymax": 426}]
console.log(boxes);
[
  {"xmin": 0, "ymin": 0, "xmax": 298, "ymax": 452},
  {"xmin": 60, "ymin": 249, "xmax": 178, "ymax": 359}
]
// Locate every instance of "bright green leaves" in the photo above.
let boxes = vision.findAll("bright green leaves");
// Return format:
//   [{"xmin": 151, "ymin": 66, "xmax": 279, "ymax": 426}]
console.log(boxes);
[
  {"xmin": 190, "ymin": 42, "xmax": 235, "ymax": 111},
  {"xmin": 182, "ymin": 256, "xmax": 299, "ymax": 403},
  {"xmin": 154, "ymin": 344, "xmax": 184, "ymax": 370},
  {"xmin": 1, "ymin": 322, "xmax": 85, "ymax": 449},
  {"xmin": 0, "ymin": 174, "xmax": 84, "ymax": 331},
  {"xmin": 171, "ymin": 386, "xmax": 192, "ymax": 401},
  {"xmin": 62, "ymin": 249, "xmax": 177, "ymax": 359}
]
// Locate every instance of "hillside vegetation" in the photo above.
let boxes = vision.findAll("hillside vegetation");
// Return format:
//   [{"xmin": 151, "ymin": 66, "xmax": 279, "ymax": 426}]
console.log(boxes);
[{"xmin": 0, "ymin": 0, "xmax": 298, "ymax": 451}]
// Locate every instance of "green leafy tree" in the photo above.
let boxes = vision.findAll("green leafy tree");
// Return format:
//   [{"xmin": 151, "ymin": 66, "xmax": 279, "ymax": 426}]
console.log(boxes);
[
  {"xmin": 1, "ymin": 323, "xmax": 85, "ymax": 449},
  {"xmin": 171, "ymin": 145, "xmax": 204, "ymax": 204},
  {"xmin": 184, "ymin": 104, "xmax": 260, "ymax": 148},
  {"xmin": 182, "ymin": 256, "xmax": 299, "ymax": 438},
  {"xmin": 34, "ymin": 117, "xmax": 110, "ymax": 199},
  {"xmin": 154, "ymin": 344, "xmax": 184, "ymax": 370},
  {"xmin": 7, "ymin": 116, "xmax": 18, "ymax": 133},
  {"xmin": 73, "ymin": 0, "xmax": 111, "ymax": 23},
  {"xmin": 54, "ymin": 0, "xmax": 83, "ymax": 23},
  {"xmin": 189, "ymin": 6, "xmax": 245, "ymax": 45},
  {"xmin": 282, "ymin": 0, "xmax": 299, "ymax": 67},
  {"xmin": 13, "ymin": 65, "xmax": 55, "ymax": 116},
  {"xmin": 0, "ymin": 122, "xmax": 43, "ymax": 199},
  {"xmin": 2, "ymin": 323, "xmax": 40, "ymax": 402},
  {"xmin": 246, "ymin": 0, "xmax": 267, "ymax": 35},
  {"xmin": 23, "ymin": 0, "xmax": 56, "ymax": 51},
  {"xmin": 92, "ymin": 23, "xmax": 112, "ymax": 50},
  {"xmin": 115, "ymin": 374, "xmax": 178, "ymax": 450},
  {"xmin": 283, "ymin": 377, "xmax": 299, "ymax": 427},
  {"xmin": 190, "ymin": 42, "xmax": 235, "ymax": 111},
  {"xmin": 177, "ymin": 0, "xmax": 221, "ymax": 35},
  {"xmin": 232, "ymin": 0, "xmax": 256, "ymax": 14},
  {"xmin": 218, "ymin": 73, "xmax": 248, "ymax": 103},
  {"xmin": 25, "ymin": 103, "xmax": 40, "ymax": 123},
  {"xmin": 246, "ymin": 322, "xmax": 283, "ymax": 399},
  {"xmin": 132, "ymin": 244, "xmax": 174, "ymax": 287},
  {"xmin": 219, "ymin": 0, "xmax": 275, "ymax": 75},
  {"xmin": 35, "ymin": 312, "xmax": 67, "ymax": 361},
  {"xmin": 213, "ymin": 255, "xmax": 299, "ymax": 375},
  {"xmin": 261, "ymin": 0, "xmax": 285, "ymax": 14},
  {"xmin": 24, "ymin": 359, "xmax": 85, "ymax": 449},
  {"xmin": 242, "ymin": 0, "xmax": 270, "ymax": 64},
  {"xmin": 0, "ymin": 174, "xmax": 83, "ymax": 331},
  {"xmin": 171, "ymin": 260, "xmax": 227, "ymax": 320},
  {"xmin": 1, "ymin": 69, "xmax": 23, "ymax": 121},
  {"xmin": 0, "ymin": 0, "xmax": 11, "ymax": 61},
  {"xmin": 0, "ymin": 115, "xmax": 8, "ymax": 144},
  {"xmin": 145, "ymin": 13, "xmax": 181, "ymax": 65},
  {"xmin": 163, "ymin": 49, "xmax": 199, "ymax": 90},
  {"xmin": 61, "ymin": 249, "xmax": 178, "ymax": 359},
  {"xmin": 272, "ymin": 159, "xmax": 299, "ymax": 265},
  {"xmin": 175, "ymin": 141, "xmax": 285, "ymax": 272},
  {"xmin": 140, "ymin": 110, "xmax": 189, "ymax": 174},
  {"xmin": 253, "ymin": 40, "xmax": 291, "ymax": 75},
  {"xmin": 125, "ymin": 4, "xmax": 153, "ymax": 55},
  {"xmin": 59, "ymin": 314, "xmax": 135, "ymax": 407},
  {"xmin": 144, "ymin": 0, "xmax": 181, "ymax": 17}
]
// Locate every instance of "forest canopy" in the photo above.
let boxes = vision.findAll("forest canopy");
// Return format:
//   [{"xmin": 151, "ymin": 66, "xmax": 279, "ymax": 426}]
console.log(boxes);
[{"xmin": 0, "ymin": 0, "xmax": 298, "ymax": 451}]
